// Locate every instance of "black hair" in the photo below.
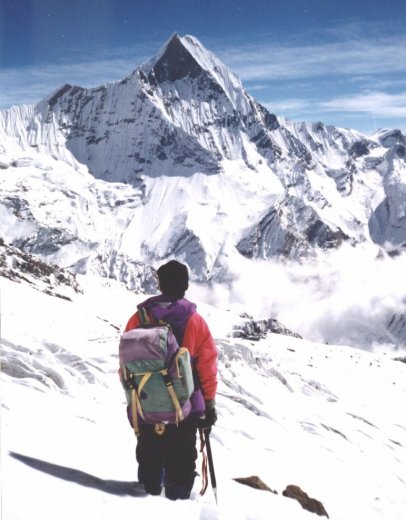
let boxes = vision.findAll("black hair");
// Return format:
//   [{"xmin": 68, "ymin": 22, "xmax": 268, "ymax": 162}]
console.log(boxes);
[{"xmin": 157, "ymin": 260, "xmax": 189, "ymax": 300}]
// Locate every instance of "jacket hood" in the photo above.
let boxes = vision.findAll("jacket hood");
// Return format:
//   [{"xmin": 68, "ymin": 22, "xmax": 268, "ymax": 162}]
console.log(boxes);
[{"xmin": 139, "ymin": 295, "xmax": 196, "ymax": 332}]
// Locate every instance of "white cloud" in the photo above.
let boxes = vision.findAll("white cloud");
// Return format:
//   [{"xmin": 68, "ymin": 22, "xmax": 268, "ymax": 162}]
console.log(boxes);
[
  {"xmin": 320, "ymin": 91, "xmax": 406, "ymax": 118},
  {"xmin": 217, "ymin": 34, "xmax": 406, "ymax": 82},
  {"xmin": 262, "ymin": 98, "xmax": 311, "ymax": 114},
  {"xmin": 204, "ymin": 243, "xmax": 406, "ymax": 349},
  {"xmin": 0, "ymin": 50, "xmax": 152, "ymax": 108}
]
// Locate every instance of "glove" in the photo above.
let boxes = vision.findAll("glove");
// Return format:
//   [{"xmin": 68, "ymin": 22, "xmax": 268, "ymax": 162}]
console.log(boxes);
[{"xmin": 197, "ymin": 400, "xmax": 217, "ymax": 431}]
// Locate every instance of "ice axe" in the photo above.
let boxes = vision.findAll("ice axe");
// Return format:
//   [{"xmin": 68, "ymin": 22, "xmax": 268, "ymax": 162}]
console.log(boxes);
[{"xmin": 201, "ymin": 428, "xmax": 218, "ymax": 503}]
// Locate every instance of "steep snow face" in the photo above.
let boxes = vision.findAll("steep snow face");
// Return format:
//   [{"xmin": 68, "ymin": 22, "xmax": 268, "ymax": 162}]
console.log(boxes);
[
  {"xmin": 0, "ymin": 32, "xmax": 406, "ymax": 280},
  {"xmin": 0, "ymin": 102, "xmax": 83, "ymax": 169},
  {"xmin": 0, "ymin": 143, "xmax": 157, "ymax": 291}
]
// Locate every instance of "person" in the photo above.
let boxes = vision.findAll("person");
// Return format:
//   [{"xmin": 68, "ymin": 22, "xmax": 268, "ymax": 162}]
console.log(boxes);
[{"xmin": 123, "ymin": 260, "xmax": 218, "ymax": 500}]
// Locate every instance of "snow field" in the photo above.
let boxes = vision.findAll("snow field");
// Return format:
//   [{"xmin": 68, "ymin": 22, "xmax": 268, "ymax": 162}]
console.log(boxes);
[{"xmin": 1, "ymin": 274, "xmax": 406, "ymax": 519}]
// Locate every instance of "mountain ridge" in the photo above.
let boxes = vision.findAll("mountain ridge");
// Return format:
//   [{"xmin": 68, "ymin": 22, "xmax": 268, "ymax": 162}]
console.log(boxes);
[{"xmin": 0, "ymin": 33, "xmax": 405, "ymax": 286}]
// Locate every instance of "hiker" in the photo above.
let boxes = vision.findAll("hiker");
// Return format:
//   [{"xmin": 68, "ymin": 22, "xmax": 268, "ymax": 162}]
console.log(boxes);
[{"xmin": 122, "ymin": 260, "xmax": 218, "ymax": 500}]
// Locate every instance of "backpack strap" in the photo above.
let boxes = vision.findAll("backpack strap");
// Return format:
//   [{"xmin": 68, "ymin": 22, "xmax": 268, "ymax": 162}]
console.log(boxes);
[
  {"xmin": 138, "ymin": 306, "xmax": 152, "ymax": 325},
  {"xmin": 128, "ymin": 371, "xmax": 149, "ymax": 436},
  {"xmin": 130, "ymin": 367, "xmax": 184, "ymax": 434},
  {"xmin": 161, "ymin": 369, "xmax": 184, "ymax": 424},
  {"xmin": 139, "ymin": 305, "xmax": 167, "ymax": 327},
  {"xmin": 174, "ymin": 347, "xmax": 189, "ymax": 377},
  {"xmin": 131, "ymin": 388, "xmax": 142, "ymax": 436}
]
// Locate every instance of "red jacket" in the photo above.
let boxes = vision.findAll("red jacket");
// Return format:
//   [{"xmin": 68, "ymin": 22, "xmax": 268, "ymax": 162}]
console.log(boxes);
[{"xmin": 124, "ymin": 310, "xmax": 218, "ymax": 402}]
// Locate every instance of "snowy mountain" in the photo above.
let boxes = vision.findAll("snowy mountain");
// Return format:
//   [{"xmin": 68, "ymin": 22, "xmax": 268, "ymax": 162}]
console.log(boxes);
[
  {"xmin": 1, "ymin": 33, "xmax": 406, "ymax": 274},
  {"xmin": 1, "ymin": 33, "xmax": 406, "ymax": 347},
  {"xmin": 2, "ymin": 33, "xmax": 406, "ymax": 519}
]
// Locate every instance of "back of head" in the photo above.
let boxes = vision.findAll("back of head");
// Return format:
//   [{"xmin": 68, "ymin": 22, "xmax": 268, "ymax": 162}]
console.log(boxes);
[{"xmin": 157, "ymin": 260, "xmax": 189, "ymax": 301}]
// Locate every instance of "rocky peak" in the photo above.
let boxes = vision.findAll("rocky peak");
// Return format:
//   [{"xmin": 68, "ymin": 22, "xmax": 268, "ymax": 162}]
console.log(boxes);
[
  {"xmin": 146, "ymin": 33, "xmax": 245, "ymax": 111},
  {"xmin": 373, "ymin": 128, "xmax": 406, "ymax": 148},
  {"xmin": 153, "ymin": 33, "xmax": 203, "ymax": 82}
]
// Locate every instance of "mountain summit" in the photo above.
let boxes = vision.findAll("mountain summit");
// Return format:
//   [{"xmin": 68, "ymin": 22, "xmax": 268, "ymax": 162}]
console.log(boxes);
[
  {"xmin": 150, "ymin": 33, "xmax": 207, "ymax": 82},
  {"xmin": 146, "ymin": 33, "xmax": 243, "ymax": 97},
  {"xmin": 0, "ymin": 33, "xmax": 405, "ymax": 287}
]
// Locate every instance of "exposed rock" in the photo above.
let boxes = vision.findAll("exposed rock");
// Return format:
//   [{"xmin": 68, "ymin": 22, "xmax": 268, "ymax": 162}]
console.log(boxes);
[
  {"xmin": 368, "ymin": 186, "xmax": 406, "ymax": 250},
  {"xmin": 232, "ymin": 313, "xmax": 302, "ymax": 341},
  {"xmin": 72, "ymin": 248, "xmax": 158, "ymax": 293},
  {"xmin": 233, "ymin": 477, "xmax": 329, "ymax": 518},
  {"xmin": 233, "ymin": 475, "xmax": 277, "ymax": 494},
  {"xmin": 349, "ymin": 139, "xmax": 370, "ymax": 158},
  {"xmin": 153, "ymin": 33, "xmax": 203, "ymax": 82},
  {"xmin": 0, "ymin": 239, "xmax": 81, "ymax": 300},
  {"xmin": 386, "ymin": 312, "xmax": 406, "ymax": 347},
  {"xmin": 376, "ymin": 129, "xmax": 406, "ymax": 149},
  {"xmin": 237, "ymin": 195, "xmax": 349, "ymax": 260},
  {"xmin": 282, "ymin": 484, "xmax": 329, "ymax": 518}
]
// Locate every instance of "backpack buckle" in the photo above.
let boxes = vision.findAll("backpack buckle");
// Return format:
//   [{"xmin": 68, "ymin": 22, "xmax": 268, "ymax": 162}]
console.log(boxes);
[{"xmin": 155, "ymin": 423, "xmax": 166, "ymax": 435}]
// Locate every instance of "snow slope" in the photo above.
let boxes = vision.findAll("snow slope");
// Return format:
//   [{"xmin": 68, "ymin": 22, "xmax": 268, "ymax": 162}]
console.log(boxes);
[{"xmin": 1, "ymin": 268, "xmax": 406, "ymax": 519}]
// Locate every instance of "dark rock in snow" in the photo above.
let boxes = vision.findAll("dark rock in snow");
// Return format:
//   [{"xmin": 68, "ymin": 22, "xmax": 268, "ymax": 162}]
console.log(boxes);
[
  {"xmin": 0, "ymin": 239, "xmax": 81, "ymax": 300},
  {"xmin": 237, "ymin": 196, "xmax": 349, "ymax": 260},
  {"xmin": 387, "ymin": 312, "xmax": 406, "ymax": 347},
  {"xmin": 233, "ymin": 475, "xmax": 277, "ymax": 494},
  {"xmin": 232, "ymin": 314, "xmax": 302, "ymax": 341},
  {"xmin": 153, "ymin": 33, "xmax": 203, "ymax": 82},
  {"xmin": 283, "ymin": 484, "xmax": 329, "ymax": 518},
  {"xmin": 233, "ymin": 477, "xmax": 329, "ymax": 518}
]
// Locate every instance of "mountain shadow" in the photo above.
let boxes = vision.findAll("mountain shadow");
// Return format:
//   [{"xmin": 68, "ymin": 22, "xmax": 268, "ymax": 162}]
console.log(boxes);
[{"xmin": 9, "ymin": 451, "xmax": 145, "ymax": 497}]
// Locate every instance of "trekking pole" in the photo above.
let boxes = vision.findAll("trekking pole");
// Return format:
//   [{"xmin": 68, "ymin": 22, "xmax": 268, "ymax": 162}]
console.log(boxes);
[{"xmin": 204, "ymin": 429, "xmax": 218, "ymax": 504}]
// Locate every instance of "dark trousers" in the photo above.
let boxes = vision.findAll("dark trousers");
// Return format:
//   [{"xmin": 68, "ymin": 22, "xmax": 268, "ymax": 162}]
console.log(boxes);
[{"xmin": 136, "ymin": 421, "xmax": 198, "ymax": 500}]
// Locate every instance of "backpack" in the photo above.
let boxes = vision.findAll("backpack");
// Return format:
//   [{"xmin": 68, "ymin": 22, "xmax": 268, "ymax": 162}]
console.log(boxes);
[{"xmin": 119, "ymin": 306, "xmax": 194, "ymax": 435}]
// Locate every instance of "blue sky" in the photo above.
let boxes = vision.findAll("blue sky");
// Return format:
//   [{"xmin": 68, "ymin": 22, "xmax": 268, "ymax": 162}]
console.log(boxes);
[{"xmin": 1, "ymin": 0, "xmax": 405, "ymax": 135}]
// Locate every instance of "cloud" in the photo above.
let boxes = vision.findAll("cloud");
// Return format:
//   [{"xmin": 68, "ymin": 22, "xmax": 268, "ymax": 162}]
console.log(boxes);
[
  {"xmin": 217, "ymin": 34, "xmax": 406, "ymax": 82},
  {"xmin": 193, "ymin": 243, "xmax": 406, "ymax": 350},
  {"xmin": 0, "ymin": 48, "xmax": 152, "ymax": 108},
  {"xmin": 320, "ymin": 91, "xmax": 406, "ymax": 118},
  {"xmin": 262, "ymin": 91, "xmax": 406, "ymax": 122},
  {"xmin": 212, "ymin": 26, "xmax": 406, "ymax": 131},
  {"xmin": 262, "ymin": 98, "xmax": 312, "ymax": 114}
]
